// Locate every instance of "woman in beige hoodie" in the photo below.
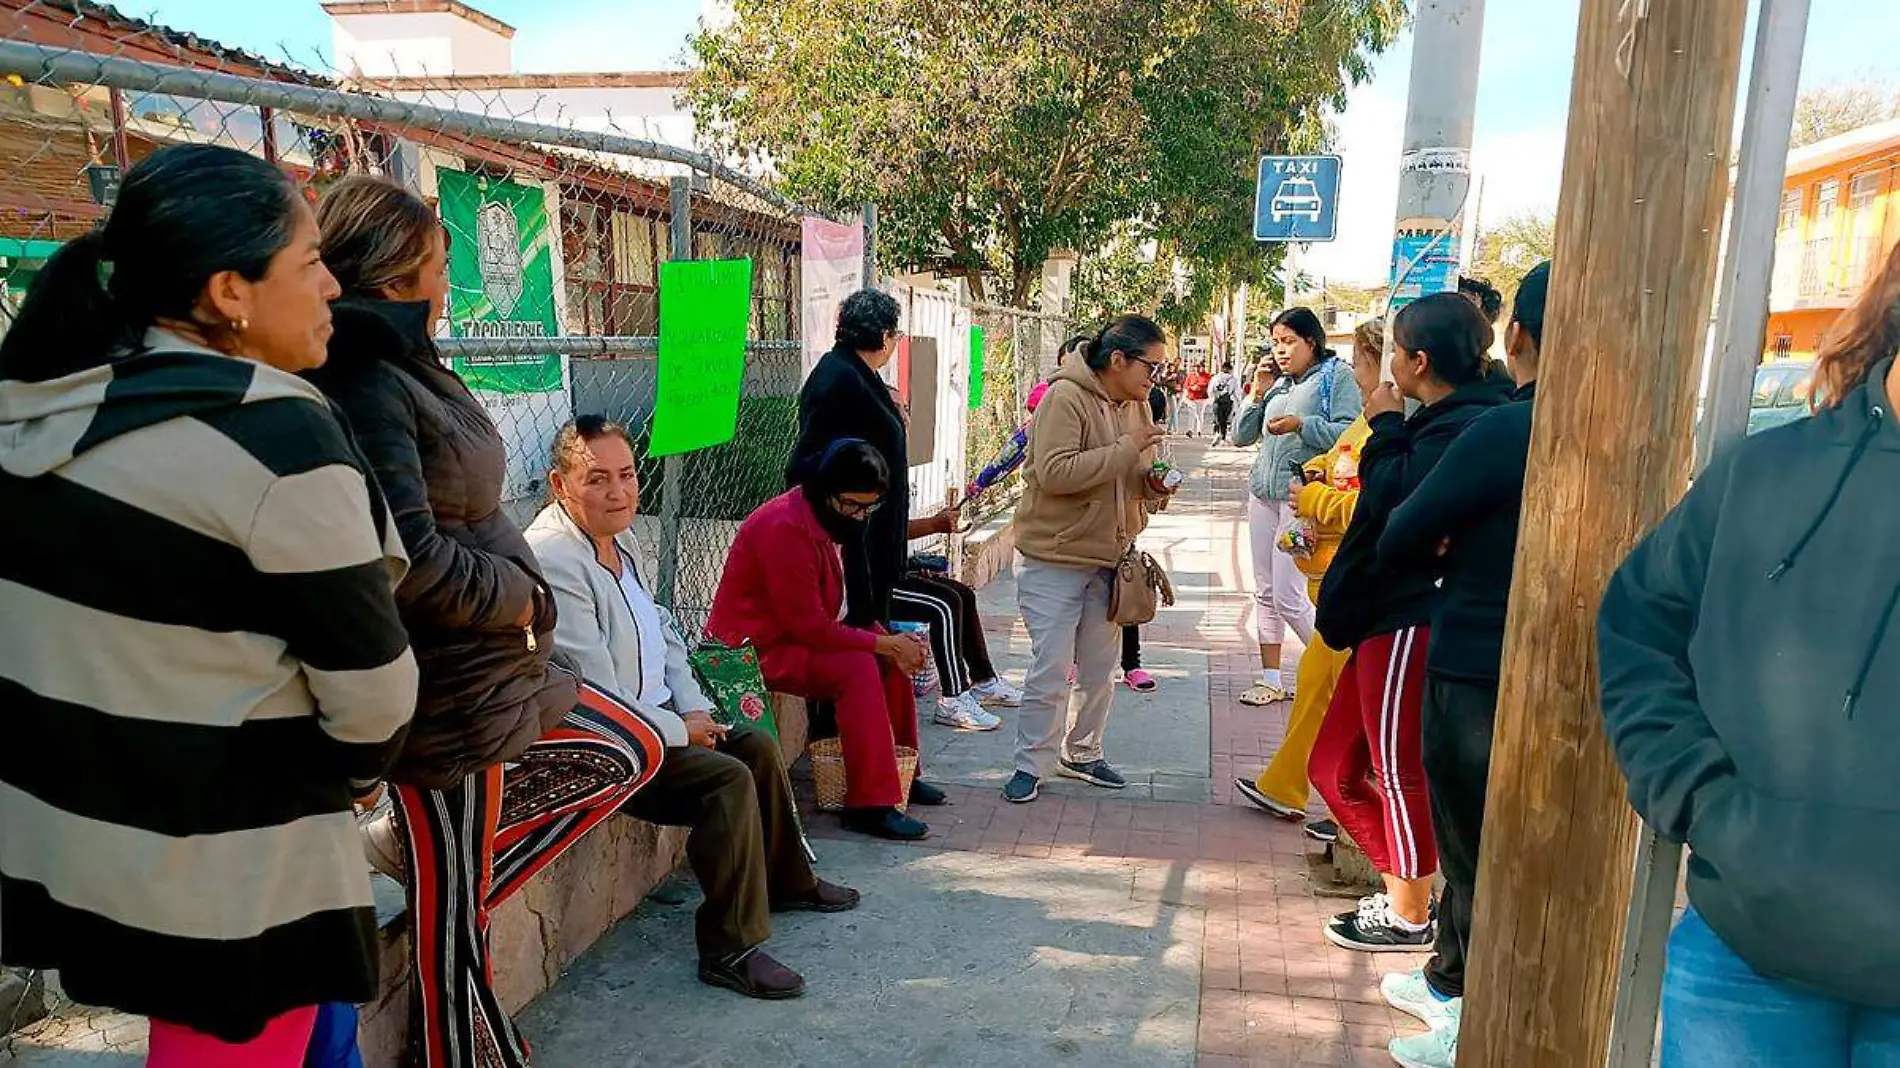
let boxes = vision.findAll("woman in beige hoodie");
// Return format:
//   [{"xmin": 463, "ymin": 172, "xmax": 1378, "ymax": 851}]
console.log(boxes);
[{"xmin": 1004, "ymin": 314, "xmax": 1173, "ymax": 803}]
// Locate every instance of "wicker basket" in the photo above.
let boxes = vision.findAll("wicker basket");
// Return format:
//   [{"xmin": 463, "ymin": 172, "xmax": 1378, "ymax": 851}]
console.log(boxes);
[{"xmin": 808, "ymin": 738, "xmax": 918, "ymax": 813}]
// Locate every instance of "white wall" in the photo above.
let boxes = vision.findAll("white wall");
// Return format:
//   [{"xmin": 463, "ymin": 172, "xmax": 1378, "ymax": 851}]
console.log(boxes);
[{"xmin": 332, "ymin": 11, "xmax": 511, "ymax": 78}]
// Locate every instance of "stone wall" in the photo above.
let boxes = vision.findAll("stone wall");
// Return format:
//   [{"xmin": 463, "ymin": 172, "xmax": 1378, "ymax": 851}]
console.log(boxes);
[{"xmin": 360, "ymin": 694, "xmax": 809, "ymax": 1067}]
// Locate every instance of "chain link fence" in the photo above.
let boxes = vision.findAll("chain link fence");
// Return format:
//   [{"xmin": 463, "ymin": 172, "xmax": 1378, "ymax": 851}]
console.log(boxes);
[
  {"xmin": 0, "ymin": 5, "xmax": 1081, "ymax": 1057},
  {"xmin": 0, "ymin": 6, "xmax": 826, "ymax": 1053},
  {"xmin": 964, "ymin": 302, "xmax": 1071, "ymax": 517}
]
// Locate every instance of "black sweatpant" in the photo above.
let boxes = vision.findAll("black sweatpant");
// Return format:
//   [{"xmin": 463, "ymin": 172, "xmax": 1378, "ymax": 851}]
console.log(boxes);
[
  {"xmin": 1212, "ymin": 395, "xmax": 1235, "ymax": 440},
  {"xmin": 1421, "ymin": 675, "xmax": 1499, "ymax": 999},
  {"xmin": 891, "ymin": 572, "xmax": 999, "ymax": 697}
]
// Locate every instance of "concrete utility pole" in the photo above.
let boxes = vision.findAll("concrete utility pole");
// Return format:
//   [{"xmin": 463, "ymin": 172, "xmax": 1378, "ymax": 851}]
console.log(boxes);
[
  {"xmin": 1460, "ymin": 3, "xmax": 1748, "ymax": 1066},
  {"xmin": 1382, "ymin": 0, "xmax": 1485, "ymax": 331}
]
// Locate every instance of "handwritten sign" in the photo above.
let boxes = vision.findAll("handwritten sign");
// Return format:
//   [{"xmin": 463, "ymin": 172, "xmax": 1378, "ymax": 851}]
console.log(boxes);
[
  {"xmin": 968, "ymin": 325, "xmax": 985, "ymax": 411},
  {"xmin": 650, "ymin": 258, "xmax": 753, "ymax": 458}
]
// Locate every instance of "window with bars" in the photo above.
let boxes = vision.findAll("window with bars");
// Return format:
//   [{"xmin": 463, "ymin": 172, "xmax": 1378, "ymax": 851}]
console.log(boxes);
[
  {"xmin": 1844, "ymin": 171, "xmax": 1885, "ymax": 294},
  {"xmin": 1771, "ymin": 186, "xmax": 1805, "ymax": 308},
  {"xmin": 1799, "ymin": 179, "xmax": 1840, "ymax": 299}
]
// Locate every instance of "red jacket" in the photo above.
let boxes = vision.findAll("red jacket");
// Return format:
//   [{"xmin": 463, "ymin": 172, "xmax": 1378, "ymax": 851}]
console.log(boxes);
[{"xmin": 706, "ymin": 489, "xmax": 880, "ymax": 671}]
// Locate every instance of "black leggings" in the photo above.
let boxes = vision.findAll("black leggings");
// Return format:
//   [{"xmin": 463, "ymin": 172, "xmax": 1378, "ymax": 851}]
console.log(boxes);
[
  {"xmin": 891, "ymin": 573, "xmax": 999, "ymax": 697},
  {"xmin": 1122, "ymin": 625, "xmax": 1142, "ymax": 672}
]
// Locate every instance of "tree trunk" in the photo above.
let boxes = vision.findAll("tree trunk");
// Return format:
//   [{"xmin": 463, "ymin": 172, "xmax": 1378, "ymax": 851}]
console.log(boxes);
[{"xmin": 1459, "ymin": 2, "xmax": 1746, "ymax": 1065}]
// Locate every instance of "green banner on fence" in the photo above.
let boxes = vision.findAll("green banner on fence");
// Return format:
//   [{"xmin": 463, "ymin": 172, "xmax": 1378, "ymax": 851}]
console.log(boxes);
[
  {"xmin": 968, "ymin": 325, "xmax": 985, "ymax": 410},
  {"xmin": 437, "ymin": 169, "xmax": 562, "ymax": 394},
  {"xmin": 650, "ymin": 258, "xmax": 754, "ymax": 458}
]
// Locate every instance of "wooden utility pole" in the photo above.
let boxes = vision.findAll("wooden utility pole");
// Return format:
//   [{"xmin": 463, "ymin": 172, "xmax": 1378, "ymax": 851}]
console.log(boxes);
[{"xmin": 1459, "ymin": 2, "xmax": 1747, "ymax": 1066}]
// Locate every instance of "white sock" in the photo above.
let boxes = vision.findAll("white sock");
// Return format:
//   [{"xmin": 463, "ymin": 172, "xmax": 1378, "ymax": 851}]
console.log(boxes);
[
  {"xmin": 1279, "ymin": 667, "xmax": 1299, "ymax": 692},
  {"xmin": 1390, "ymin": 911, "xmax": 1431, "ymax": 933},
  {"xmin": 1258, "ymin": 670, "xmax": 1276, "ymax": 687}
]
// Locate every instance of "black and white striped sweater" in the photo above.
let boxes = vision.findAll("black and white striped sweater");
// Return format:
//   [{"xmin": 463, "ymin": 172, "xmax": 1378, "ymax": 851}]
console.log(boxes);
[{"xmin": 0, "ymin": 334, "xmax": 418, "ymax": 1041}]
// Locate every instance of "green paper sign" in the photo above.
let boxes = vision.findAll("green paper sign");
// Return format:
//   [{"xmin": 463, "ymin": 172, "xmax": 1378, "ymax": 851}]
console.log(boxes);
[
  {"xmin": 436, "ymin": 169, "xmax": 561, "ymax": 393},
  {"xmin": 650, "ymin": 258, "xmax": 754, "ymax": 458},
  {"xmin": 969, "ymin": 325, "xmax": 985, "ymax": 410}
]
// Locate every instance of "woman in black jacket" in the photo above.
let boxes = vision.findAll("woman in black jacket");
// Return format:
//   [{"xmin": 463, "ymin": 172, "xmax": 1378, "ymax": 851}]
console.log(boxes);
[
  {"xmin": 1308, "ymin": 293, "xmax": 1508, "ymax": 956},
  {"xmin": 788, "ymin": 289, "xmax": 953, "ymax": 806},
  {"xmin": 1599, "ymin": 245, "xmax": 1900, "ymax": 1066},
  {"xmin": 309, "ymin": 177, "xmax": 668, "ymax": 1068},
  {"xmin": 1370, "ymin": 263, "xmax": 1549, "ymax": 1063}
]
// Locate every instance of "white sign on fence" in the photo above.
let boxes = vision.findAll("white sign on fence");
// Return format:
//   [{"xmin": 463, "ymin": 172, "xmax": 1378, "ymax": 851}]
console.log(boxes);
[{"xmin": 799, "ymin": 215, "xmax": 865, "ymax": 378}]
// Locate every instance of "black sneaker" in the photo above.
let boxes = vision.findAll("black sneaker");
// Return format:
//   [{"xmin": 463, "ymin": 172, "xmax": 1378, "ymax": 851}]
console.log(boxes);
[
  {"xmin": 1058, "ymin": 759, "xmax": 1127, "ymax": 789},
  {"xmin": 1234, "ymin": 778, "xmax": 1305, "ymax": 820},
  {"xmin": 1325, "ymin": 903, "xmax": 1435, "ymax": 953},
  {"xmin": 839, "ymin": 807, "xmax": 928, "ymax": 841},
  {"xmin": 1304, "ymin": 818, "xmax": 1339, "ymax": 843},
  {"xmin": 908, "ymin": 779, "xmax": 950, "ymax": 807},
  {"xmin": 1332, "ymin": 893, "xmax": 1438, "ymax": 930},
  {"xmin": 1002, "ymin": 771, "xmax": 1041, "ymax": 803}
]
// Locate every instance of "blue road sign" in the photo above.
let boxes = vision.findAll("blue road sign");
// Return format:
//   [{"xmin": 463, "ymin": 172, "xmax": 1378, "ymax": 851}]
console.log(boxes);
[{"xmin": 1253, "ymin": 155, "xmax": 1342, "ymax": 243}]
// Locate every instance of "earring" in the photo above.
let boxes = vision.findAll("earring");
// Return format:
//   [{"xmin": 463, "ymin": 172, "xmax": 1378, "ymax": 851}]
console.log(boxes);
[{"xmin": 232, "ymin": 318, "xmax": 249, "ymax": 333}]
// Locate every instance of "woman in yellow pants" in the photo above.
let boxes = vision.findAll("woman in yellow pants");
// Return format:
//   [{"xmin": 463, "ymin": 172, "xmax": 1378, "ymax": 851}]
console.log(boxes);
[{"xmin": 1236, "ymin": 320, "xmax": 1382, "ymax": 820}]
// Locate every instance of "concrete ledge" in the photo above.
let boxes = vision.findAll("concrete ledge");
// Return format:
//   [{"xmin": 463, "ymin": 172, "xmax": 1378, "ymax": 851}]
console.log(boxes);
[
  {"xmin": 958, "ymin": 508, "xmax": 1017, "ymax": 590},
  {"xmin": 360, "ymin": 693, "xmax": 811, "ymax": 1067}
]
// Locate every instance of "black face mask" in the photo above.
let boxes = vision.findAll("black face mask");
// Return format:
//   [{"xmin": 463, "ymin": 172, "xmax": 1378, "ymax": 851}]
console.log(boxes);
[{"xmin": 804, "ymin": 485, "xmax": 872, "ymax": 544}]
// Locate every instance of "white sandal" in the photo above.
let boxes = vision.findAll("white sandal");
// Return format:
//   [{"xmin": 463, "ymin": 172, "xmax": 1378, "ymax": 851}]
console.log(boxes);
[{"xmin": 1239, "ymin": 682, "xmax": 1289, "ymax": 706}]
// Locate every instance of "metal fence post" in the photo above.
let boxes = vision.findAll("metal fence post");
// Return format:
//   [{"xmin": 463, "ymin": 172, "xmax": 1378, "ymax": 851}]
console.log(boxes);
[
  {"xmin": 657, "ymin": 175, "xmax": 693, "ymax": 608},
  {"xmin": 862, "ymin": 202, "xmax": 878, "ymax": 288}
]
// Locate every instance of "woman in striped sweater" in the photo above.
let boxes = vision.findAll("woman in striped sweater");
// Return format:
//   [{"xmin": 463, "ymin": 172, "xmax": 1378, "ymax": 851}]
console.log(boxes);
[{"xmin": 0, "ymin": 145, "xmax": 418, "ymax": 1066}]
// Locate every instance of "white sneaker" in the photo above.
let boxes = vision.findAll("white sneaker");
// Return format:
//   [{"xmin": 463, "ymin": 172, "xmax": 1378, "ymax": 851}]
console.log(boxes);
[
  {"xmin": 970, "ymin": 676, "xmax": 1024, "ymax": 708},
  {"xmin": 934, "ymin": 692, "xmax": 1002, "ymax": 731},
  {"xmin": 1388, "ymin": 1000, "xmax": 1459, "ymax": 1068},
  {"xmin": 1381, "ymin": 970, "xmax": 1459, "ymax": 1030}
]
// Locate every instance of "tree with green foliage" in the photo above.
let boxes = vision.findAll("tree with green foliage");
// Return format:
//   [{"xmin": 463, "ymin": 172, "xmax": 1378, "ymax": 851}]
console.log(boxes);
[
  {"xmin": 687, "ymin": 0, "xmax": 1405, "ymax": 308},
  {"xmin": 1469, "ymin": 210, "xmax": 1556, "ymax": 302}
]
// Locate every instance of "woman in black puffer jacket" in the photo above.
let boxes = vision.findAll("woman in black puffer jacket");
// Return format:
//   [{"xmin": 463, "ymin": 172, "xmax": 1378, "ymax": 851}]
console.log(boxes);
[{"xmin": 308, "ymin": 177, "xmax": 668, "ymax": 1068}]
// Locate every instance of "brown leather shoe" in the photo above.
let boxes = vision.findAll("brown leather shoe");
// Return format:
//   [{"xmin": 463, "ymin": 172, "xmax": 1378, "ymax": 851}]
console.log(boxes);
[
  {"xmin": 698, "ymin": 948, "xmax": 806, "ymax": 1000},
  {"xmin": 772, "ymin": 879, "xmax": 861, "ymax": 914}
]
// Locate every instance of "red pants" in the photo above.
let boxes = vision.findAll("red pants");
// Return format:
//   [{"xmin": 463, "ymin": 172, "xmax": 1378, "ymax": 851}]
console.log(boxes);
[
  {"xmin": 146, "ymin": 1006, "xmax": 316, "ymax": 1068},
  {"xmin": 764, "ymin": 646, "xmax": 919, "ymax": 808},
  {"xmin": 1308, "ymin": 626, "xmax": 1438, "ymax": 880},
  {"xmin": 396, "ymin": 683, "xmax": 667, "ymax": 1068}
]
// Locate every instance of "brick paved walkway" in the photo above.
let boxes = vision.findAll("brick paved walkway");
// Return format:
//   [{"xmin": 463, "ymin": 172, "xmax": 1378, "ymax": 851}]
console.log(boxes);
[{"xmin": 798, "ymin": 442, "xmax": 1431, "ymax": 1067}]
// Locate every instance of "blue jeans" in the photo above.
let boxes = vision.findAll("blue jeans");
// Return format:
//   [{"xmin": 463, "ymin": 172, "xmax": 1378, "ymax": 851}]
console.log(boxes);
[{"xmin": 1664, "ymin": 909, "xmax": 1900, "ymax": 1068}]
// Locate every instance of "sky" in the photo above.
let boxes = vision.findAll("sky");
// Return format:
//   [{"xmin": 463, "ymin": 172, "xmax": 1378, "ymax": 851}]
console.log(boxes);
[
  {"xmin": 133, "ymin": 0, "xmax": 705, "ymax": 73},
  {"xmin": 1302, "ymin": 0, "xmax": 1900, "ymax": 283},
  {"xmin": 137, "ymin": 0, "xmax": 1900, "ymax": 285}
]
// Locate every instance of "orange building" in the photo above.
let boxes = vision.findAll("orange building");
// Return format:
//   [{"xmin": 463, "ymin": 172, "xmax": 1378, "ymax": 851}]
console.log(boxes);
[{"xmin": 1765, "ymin": 118, "xmax": 1900, "ymax": 360}]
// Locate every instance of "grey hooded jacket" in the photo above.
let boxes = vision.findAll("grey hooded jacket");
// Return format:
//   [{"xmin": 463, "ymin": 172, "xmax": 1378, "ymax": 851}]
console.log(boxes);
[
  {"xmin": 1599, "ymin": 358, "xmax": 1900, "ymax": 1008},
  {"xmin": 1232, "ymin": 356, "xmax": 1362, "ymax": 503}
]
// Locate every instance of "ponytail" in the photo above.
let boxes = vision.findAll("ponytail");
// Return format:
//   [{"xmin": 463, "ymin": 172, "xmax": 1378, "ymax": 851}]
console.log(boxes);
[
  {"xmin": 1084, "ymin": 314, "xmax": 1165, "ymax": 372},
  {"xmin": 0, "ymin": 144, "xmax": 300, "ymax": 385},
  {"xmin": 0, "ymin": 232, "xmax": 131, "ymax": 382}
]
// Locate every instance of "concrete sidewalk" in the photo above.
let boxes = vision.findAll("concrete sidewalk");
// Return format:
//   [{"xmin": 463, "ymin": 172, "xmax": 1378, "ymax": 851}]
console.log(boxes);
[
  {"xmin": 3, "ymin": 441, "xmax": 1423, "ymax": 1068},
  {"xmin": 517, "ymin": 441, "xmax": 1426, "ymax": 1068}
]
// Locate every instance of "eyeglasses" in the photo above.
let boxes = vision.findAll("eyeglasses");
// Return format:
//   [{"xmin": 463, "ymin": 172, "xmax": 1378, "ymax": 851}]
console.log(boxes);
[
  {"xmin": 831, "ymin": 495, "xmax": 884, "ymax": 519},
  {"xmin": 1130, "ymin": 355, "xmax": 1162, "ymax": 380}
]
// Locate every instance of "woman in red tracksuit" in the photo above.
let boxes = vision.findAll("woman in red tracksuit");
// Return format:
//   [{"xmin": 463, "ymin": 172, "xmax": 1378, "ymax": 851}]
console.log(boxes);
[
  {"xmin": 1308, "ymin": 293, "xmax": 1509, "ymax": 953},
  {"xmin": 706, "ymin": 439, "xmax": 933, "ymax": 841}
]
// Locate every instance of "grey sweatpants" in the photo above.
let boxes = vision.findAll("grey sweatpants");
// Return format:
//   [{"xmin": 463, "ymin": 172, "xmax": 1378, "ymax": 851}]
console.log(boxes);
[{"xmin": 1013, "ymin": 555, "xmax": 1120, "ymax": 778}]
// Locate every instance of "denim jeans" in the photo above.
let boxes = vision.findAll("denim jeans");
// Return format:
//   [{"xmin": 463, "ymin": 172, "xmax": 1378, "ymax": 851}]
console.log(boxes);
[{"xmin": 1663, "ymin": 909, "xmax": 1900, "ymax": 1068}]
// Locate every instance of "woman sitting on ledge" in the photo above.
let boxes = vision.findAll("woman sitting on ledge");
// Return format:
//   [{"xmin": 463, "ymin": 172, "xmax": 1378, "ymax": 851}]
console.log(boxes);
[
  {"xmin": 525, "ymin": 415, "xmax": 859, "ymax": 1001},
  {"xmin": 706, "ymin": 439, "xmax": 935, "ymax": 842}
]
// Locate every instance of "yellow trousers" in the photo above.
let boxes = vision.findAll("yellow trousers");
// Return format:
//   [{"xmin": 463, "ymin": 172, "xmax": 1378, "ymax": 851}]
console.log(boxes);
[{"xmin": 1251, "ymin": 631, "xmax": 1351, "ymax": 811}]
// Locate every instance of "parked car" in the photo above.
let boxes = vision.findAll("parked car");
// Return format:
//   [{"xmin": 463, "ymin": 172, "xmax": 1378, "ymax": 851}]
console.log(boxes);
[
  {"xmin": 1747, "ymin": 359, "xmax": 1815, "ymax": 436},
  {"xmin": 1270, "ymin": 177, "xmax": 1324, "ymax": 223}
]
